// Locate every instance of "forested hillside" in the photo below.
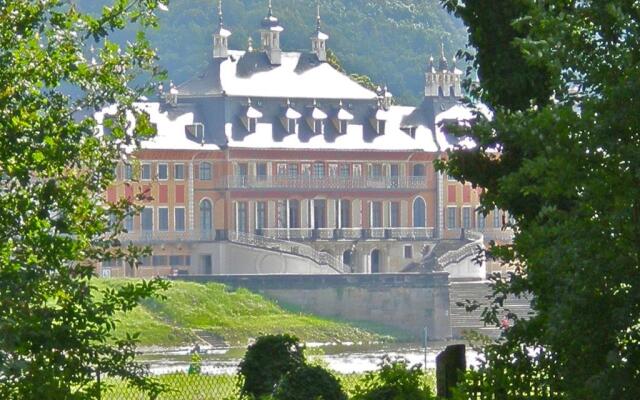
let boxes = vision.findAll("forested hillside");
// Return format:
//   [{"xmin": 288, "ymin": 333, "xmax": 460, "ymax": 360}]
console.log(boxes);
[{"xmin": 88, "ymin": 0, "xmax": 466, "ymax": 104}]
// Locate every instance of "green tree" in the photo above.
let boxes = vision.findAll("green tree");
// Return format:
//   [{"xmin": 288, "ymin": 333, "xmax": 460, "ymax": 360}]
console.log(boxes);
[
  {"xmin": 274, "ymin": 364, "xmax": 346, "ymax": 400},
  {"xmin": 440, "ymin": 0, "xmax": 640, "ymax": 398},
  {"xmin": 238, "ymin": 334, "xmax": 305, "ymax": 399},
  {"xmin": 0, "ymin": 0, "xmax": 169, "ymax": 398}
]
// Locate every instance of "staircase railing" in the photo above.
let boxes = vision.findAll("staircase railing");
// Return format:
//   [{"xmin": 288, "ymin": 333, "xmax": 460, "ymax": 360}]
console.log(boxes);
[
  {"xmin": 228, "ymin": 231, "xmax": 347, "ymax": 274},
  {"xmin": 437, "ymin": 232, "xmax": 485, "ymax": 268}
]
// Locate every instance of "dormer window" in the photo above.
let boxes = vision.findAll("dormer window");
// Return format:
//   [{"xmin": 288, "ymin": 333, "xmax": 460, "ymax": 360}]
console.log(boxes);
[
  {"xmin": 307, "ymin": 104, "xmax": 327, "ymax": 136},
  {"xmin": 401, "ymin": 126, "xmax": 417, "ymax": 138},
  {"xmin": 372, "ymin": 109, "xmax": 388, "ymax": 135},
  {"xmin": 244, "ymin": 101, "xmax": 263, "ymax": 133},
  {"xmin": 185, "ymin": 123, "xmax": 205, "ymax": 142},
  {"xmin": 283, "ymin": 105, "xmax": 301, "ymax": 135},
  {"xmin": 335, "ymin": 106, "xmax": 354, "ymax": 135}
]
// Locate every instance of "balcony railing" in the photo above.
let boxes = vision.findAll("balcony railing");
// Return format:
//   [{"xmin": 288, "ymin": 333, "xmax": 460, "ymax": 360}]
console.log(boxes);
[
  {"xmin": 223, "ymin": 175, "xmax": 428, "ymax": 191},
  {"xmin": 118, "ymin": 230, "xmax": 216, "ymax": 243},
  {"xmin": 117, "ymin": 227, "xmax": 436, "ymax": 244},
  {"xmin": 260, "ymin": 227, "xmax": 434, "ymax": 241}
]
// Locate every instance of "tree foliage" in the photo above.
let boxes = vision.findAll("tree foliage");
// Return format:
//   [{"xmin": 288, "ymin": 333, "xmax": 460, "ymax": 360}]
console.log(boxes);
[
  {"xmin": 238, "ymin": 334, "xmax": 305, "ymax": 399},
  {"xmin": 273, "ymin": 364, "xmax": 346, "ymax": 400},
  {"xmin": 0, "ymin": 0, "xmax": 169, "ymax": 398},
  {"xmin": 350, "ymin": 356, "xmax": 434, "ymax": 400},
  {"xmin": 441, "ymin": 0, "xmax": 640, "ymax": 398}
]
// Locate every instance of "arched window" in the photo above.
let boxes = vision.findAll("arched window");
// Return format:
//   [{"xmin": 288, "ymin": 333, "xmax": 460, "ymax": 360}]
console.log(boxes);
[
  {"xmin": 413, "ymin": 164, "xmax": 425, "ymax": 177},
  {"xmin": 413, "ymin": 197, "xmax": 426, "ymax": 228},
  {"xmin": 200, "ymin": 199, "xmax": 213, "ymax": 239}
]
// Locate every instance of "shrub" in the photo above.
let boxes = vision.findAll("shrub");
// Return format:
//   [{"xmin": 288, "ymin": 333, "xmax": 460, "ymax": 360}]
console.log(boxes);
[
  {"xmin": 188, "ymin": 353, "xmax": 202, "ymax": 375},
  {"xmin": 238, "ymin": 334, "xmax": 305, "ymax": 399},
  {"xmin": 274, "ymin": 364, "xmax": 347, "ymax": 400},
  {"xmin": 350, "ymin": 356, "xmax": 435, "ymax": 400}
]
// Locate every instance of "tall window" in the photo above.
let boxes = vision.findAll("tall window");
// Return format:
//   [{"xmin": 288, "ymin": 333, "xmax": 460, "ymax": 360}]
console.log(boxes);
[
  {"xmin": 447, "ymin": 207, "xmax": 457, "ymax": 229},
  {"xmin": 476, "ymin": 210, "xmax": 486, "ymax": 229},
  {"xmin": 413, "ymin": 197, "xmax": 426, "ymax": 227},
  {"xmin": 158, "ymin": 163, "xmax": 168, "ymax": 180},
  {"xmin": 277, "ymin": 163, "xmax": 287, "ymax": 176},
  {"xmin": 288, "ymin": 164, "xmax": 298, "ymax": 177},
  {"xmin": 256, "ymin": 163, "xmax": 267, "ymax": 180},
  {"xmin": 141, "ymin": 164, "xmax": 151, "ymax": 180},
  {"xmin": 174, "ymin": 164, "xmax": 185, "ymax": 180},
  {"xmin": 390, "ymin": 202, "xmax": 400, "ymax": 227},
  {"xmin": 339, "ymin": 199, "xmax": 351, "ymax": 228},
  {"xmin": 236, "ymin": 202, "xmax": 248, "ymax": 233},
  {"xmin": 158, "ymin": 208, "xmax": 169, "ymax": 231},
  {"xmin": 371, "ymin": 201, "xmax": 383, "ymax": 228},
  {"xmin": 124, "ymin": 215, "xmax": 134, "ymax": 232},
  {"xmin": 200, "ymin": 199, "xmax": 212, "ymax": 232},
  {"xmin": 462, "ymin": 207, "xmax": 471, "ymax": 229},
  {"xmin": 313, "ymin": 162, "xmax": 325, "ymax": 177},
  {"xmin": 312, "ymin": 200, "xmax": 326, "ymax": 229},
  {"xmin": 339, "ymin": 164, "xmax": 350, "ymax": 177},
  {"xmin": 199, "ymin": 162, "xmax": 212, "ymax": 180},
  {"xmin": 124, "ymin": 164, "xmax": 133, "ymax": 180},
  {"xmin": 237, "ymin": 163, "xmax": 248, "ymax": 176},
  {"xmin": 413, "ymin": 164, "xmax": 425, "ymax": 177},
  {"xmin": 256, "ymin": 202, "xmax": 267, "ymax": 231},
  {"xmin": 370, "ymin": 164, "xmax": 383, "ymax": 179},
  {"xmin": 175, "ymin": 207, "xmax": 185, "ymax": 231},
  {"xmin": 288, "ymin": 200, "xmax": 300, "ymax": 228},
  {"xmin": 493, "ymin": 207, "xmax": 501, "ymax": 228},
  {"xmin": 141, "ymin": 207, "xmax": 153, "ymax": 232}
]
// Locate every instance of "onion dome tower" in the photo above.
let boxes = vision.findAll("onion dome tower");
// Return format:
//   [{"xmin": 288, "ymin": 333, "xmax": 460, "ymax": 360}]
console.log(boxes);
[
  {"xmin": 260, "ymin": 0, "xmax": 284, "ymax": 65},
  {"xmin": 212, "ymin": 0, "xmax": 231, "ymax": 59}
]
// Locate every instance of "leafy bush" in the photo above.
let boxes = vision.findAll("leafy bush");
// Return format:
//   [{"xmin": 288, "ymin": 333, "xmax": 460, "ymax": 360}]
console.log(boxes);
[
  {"xmin": 238, "ymin": 334, "xmax": 305, "ymax": 399},
  {"xmin": 350, "ymin": 356, "xmax": 435, "ymax": 400},
  {"xmin": 188, "ymin": 353, "xmax": 202, "ymax": 375},
  {"xmin": 274, "ymin": 364, "xmax": 347, "ymax": 400}
]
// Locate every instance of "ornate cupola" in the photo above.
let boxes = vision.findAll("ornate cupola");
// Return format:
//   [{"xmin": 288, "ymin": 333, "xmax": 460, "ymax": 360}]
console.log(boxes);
[
  {"xmin": 212, "ymin": 0, "xmax": 231, "ymax": 59},
  {"xmin": 260, "ymin": 0, "xmax": 283, "ymax": 65},
  {"xmin": 425, "ymin": 43, "xmax": 462, "ymax": 98},
  {"xmin": 311, "ymin": 1, "xmax": 328, "ymax": 62}
]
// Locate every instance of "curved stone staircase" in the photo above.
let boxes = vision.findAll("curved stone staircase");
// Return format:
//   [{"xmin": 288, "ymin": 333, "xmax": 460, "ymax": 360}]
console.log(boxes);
[
  {"xmin": 228, "ymin": 231, "xmax": 348, "ymax": 274},
  {"xmin": 449, "ymin": 280, "xmax": 534, "ymax": 338}
]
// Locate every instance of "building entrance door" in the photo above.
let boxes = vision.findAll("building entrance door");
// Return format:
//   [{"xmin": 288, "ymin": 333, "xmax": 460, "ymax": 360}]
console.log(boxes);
[
  {"xmin": 313, "ymin": 200, "xmax": 326, "ymax": 229},
  {"xmin": 201, "ymin": 255, "xmax": 212, "ymax": 275},
  {"xmin": 371, "ymin": 249, "xmax": 380, "ymax": 273}
]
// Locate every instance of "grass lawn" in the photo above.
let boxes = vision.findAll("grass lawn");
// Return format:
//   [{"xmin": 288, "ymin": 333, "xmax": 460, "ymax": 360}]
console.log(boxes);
[{"xmin": 95, "ymin": 279, "xmax": 388, "ymax": 347}]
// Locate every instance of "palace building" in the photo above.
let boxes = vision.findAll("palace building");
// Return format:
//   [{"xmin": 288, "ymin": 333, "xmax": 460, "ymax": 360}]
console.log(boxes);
[{"xmin": 100, "ymin": 1, "xmax": 513, "ymax": 278}]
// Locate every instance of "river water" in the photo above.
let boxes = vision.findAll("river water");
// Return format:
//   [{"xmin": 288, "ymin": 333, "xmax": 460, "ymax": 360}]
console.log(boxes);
[{"xmin": 137, "ymin": 341, "xmax": 480, "ymax": 375}]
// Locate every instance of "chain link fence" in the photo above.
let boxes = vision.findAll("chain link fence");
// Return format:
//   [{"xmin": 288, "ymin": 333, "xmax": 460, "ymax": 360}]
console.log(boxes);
[{"xmin": 101, "ymin": 372, "xmax": 369, "ymax": 400}]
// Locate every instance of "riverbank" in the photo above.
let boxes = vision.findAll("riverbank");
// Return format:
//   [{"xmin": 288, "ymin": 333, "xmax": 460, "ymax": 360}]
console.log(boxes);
[{"xmin": 97, "ymin": 279, "xmax": 390, "ymax": 347}]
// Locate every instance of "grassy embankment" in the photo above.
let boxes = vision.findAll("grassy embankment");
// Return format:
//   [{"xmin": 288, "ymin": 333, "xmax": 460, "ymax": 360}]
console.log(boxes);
[{"xmin": 96, "ymin": 279, "xmax": 390, "ymax": 347}]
